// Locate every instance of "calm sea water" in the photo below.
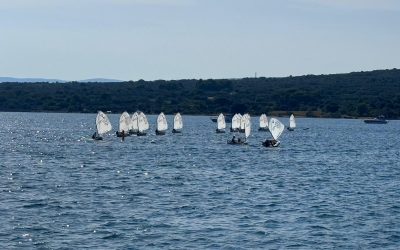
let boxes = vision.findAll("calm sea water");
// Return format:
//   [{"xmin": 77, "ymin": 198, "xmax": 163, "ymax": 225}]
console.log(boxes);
[{"xmin": 0, "ymin": 112, "xmax": 399, "ymax": 249}]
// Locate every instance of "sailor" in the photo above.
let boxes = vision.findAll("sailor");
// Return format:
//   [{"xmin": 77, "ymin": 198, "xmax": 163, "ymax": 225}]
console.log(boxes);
[
  {"xmin": 121, "ymin": 130, "xmax": 125, "ymax": 141},
  {"xmin": 92, "ymin": 132, "xmax": 98, "ymax": 140},
  {"xmin": 231, "ymin": 135, "xmax": 236, "ymax": 143}
]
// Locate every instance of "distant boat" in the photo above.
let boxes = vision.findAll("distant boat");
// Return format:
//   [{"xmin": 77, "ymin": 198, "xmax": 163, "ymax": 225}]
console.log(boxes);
[
  {"xmin": 137, "ymin": 111, "xmax": 149, "ymax": 136},
  {"xmin": 228, "ymin": 116, "xmax": 251, "ymax": 145},
  {"xmin": 230, "ymin": 113, "xmax": 242, "ymax": 132},
  {"xmin": 156, "ymin": 112, "xmax": 168, "ymax": 135},
  {"xmin": 92, "ymin": 111, "xmax": 112, "ymax": 140},
  {"xmin": 287, "ymin": 114, "xmax": 296, "ymax": 131},
  {"xmin": 364, "ymin": 115, "xmax": 388, "ymax": 124},
  {"xmin": 216, "ymin": 113, "xmax": 226, "ymax": 133},
  {"xmin": 239, "ymin": 113, "xmax": 250, "ymax": 133},
  {"xmin": 258, "ymin": 114, "xmax": 269, "ymax": 131},
  {"xmin": 116, "ymin": 111, "xmax": 131, "ymax": 137},
  {"xmin": 172, "ymin": 113, "xmax": 183, "ymax": 133},
  {"xmin": 211, "ymin": 114, "xmax": 232, "ymax": 123},
  {"xmin": 130, "ymin": 111, "xmax": 139, "ymax": 135},
  {"xmin": 263, "ymin": 118, "xmax": 284, "ymax": 147}
]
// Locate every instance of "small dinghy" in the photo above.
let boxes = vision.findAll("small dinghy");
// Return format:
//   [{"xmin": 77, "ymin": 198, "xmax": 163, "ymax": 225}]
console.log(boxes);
[
  {"xmin": 230, "ymin": 113, "xmax": 241, "ymax": 132},
  {"xmin": 172, "ymin": 113, "xmax": 183, "ymax": 133},
  {"xmin": 129, "ymin": 111, "xmax": 139, "ymax": 135},
  {"xmin": 287, "ymin": 114, "xmax": 296, "ymax": 131},
  {"xmin": 263, "ymin": 118, "xmax": 284, "ymax": 147},
  {"xmin": 155, "ymin": 112, "xmax": 168, "ymax": 135},
  {"xmin": 216, "ymin": 113, "xmax": 226, "ymax": 133},
  {"xmin": 137, "ymin": 111, "xmax": 149, "ymax": 136},
  {"xmin": 92, "ymin": 111, "xmax": 112, "ymax": 140},
  {"xmin": 116, "ymin": 111, "xmax": 131, "ymax": 137},
  {"xmin": 258, "ymin": 114, "xmax": 269, "ymax": 131},
  {"xmin": 228, "ymin": 117, "xmax": 251, "ymax": 145}
]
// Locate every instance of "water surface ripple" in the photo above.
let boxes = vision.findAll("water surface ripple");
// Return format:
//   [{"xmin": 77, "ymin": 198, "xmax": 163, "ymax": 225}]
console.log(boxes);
[{"xmin": 0, "ymin": 113, "xmax": 399, "ymax": 249}]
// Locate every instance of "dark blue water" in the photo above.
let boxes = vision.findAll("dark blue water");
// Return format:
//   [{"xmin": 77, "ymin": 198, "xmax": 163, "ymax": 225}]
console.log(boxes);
[{"xmin": 1, "ymin": 112, "xmax": 399, "ymax": 249}]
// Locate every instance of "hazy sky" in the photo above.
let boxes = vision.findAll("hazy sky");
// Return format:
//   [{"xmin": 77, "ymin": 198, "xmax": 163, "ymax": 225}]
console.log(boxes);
[{"xmin": 0, "ymin": 0, "xmax": 399, "ymax": 80}]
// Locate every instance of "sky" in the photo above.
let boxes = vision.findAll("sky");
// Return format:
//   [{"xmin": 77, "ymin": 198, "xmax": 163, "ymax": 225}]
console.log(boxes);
[{"xmin": 0, "ymin": 0, "xmax": 399, "ymax": 81}]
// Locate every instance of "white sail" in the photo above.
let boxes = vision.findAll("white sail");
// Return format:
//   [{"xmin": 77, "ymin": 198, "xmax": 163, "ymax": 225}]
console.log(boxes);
[
  {"xmin": 259, "ymin": 114, "xmax": 268, "ymax": 128},
  {"xmin": 157, "ymin": 112, "xmax": 168, "ymax": 131},
  {"xmin": 137, "ymin": 112, "xmax": 149, "ymax": 132},
  {"xmin": 96, "ymin": 111, "xmax": 112, "ymax": 135},
  {"xmin": 241, "ymin": 113, "xmax": 250, "ymax": 130},
  {"xmin": 173, "ymin": 113, "xmax": 183, "ymax": 130},
  {"xmin": 119, "ymin": 111, "xmax": 131, "ymax": 133},
  {"xmin": 269, "ymin": 118, "xmax": 284, "ymax": 140},
  {"xmin": 245, "ymin": 117, "xmax": 251, "ymax": 139},
  {"xmin": 289, "ymin": 114, "xmax": 296, "ymax": 129},
  {"xmin": 131, "ymin": 111, "xmax": 139, "ymax": 131},
  {"xmin": 217, "ymin": 113, "xmax": 226, "ymax": 130},
  {"xmin": 232, "ymin": 114, "xmax": 241, "ymax": 129}
]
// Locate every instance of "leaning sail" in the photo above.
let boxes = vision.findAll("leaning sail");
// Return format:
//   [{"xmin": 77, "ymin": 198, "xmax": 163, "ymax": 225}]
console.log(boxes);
[
  {"xmin": 119, "ymin": 111, "xmax": 131, "ymax": 133},
  {"xmin": 269, "ymin": 118, "xmax": 284, "ymax": 140},
  {"xmin": 173, "ymin": 113, "xmax": 183, "ymax": 130},
  {"xmin": 259, "ymin": 114, "xmax": 268, "ymax": 129},
  {"xmin": 96, "ymin": 111, "xmax": 112, "ymax": 135},
  {"xmin": 157, "ymin": 112, "xmax": 168, "ymax": 131},
  {"xmin": 289, "ymin": 114, "xmax": 296, "ymax": 129},
  {"xmin": 217, "ymin": 113, "xmax": 226, "ymax": 130}
]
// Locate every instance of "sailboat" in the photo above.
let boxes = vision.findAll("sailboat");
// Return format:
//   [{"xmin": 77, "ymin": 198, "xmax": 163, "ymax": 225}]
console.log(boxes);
[
  {"xmin": 239, "ymin": 113, "xmax": 250, "ymax": 133},
  {"xmin": 156, "ymin": 112, "xmax": 168, "ymax": 135},
  {"xmin": 230, "ymin": 113, "xmax": 241, "ymax": 132},
  {"xmin": 263, "ymin": 118, "xmax": 284, "ymax": 147},
  {"xmin": 228, "ymin": 116, "xmax": 251, "ymax": 145},
  {"xmin": 258, "ymin": 114, "xmax": 269, "ymax": 131},
  {"xmin": 116, "ymin": 111, "xmax": 131, "ymax": 137},
  {"xmin": 130, "ymin": 111, "xmax": 139, "ymax": 135},
  {"xmin": 137, "ymin": 111, "xmax": 149, "ymax": 136},
  {"xmin": 287, "ymin": 114, "xmax": 296, "ymax": 131},
  {"xmin": 216, "ymin": 113, "xmax": 226, "ymax": 133},
  {"xmin": 92, "ymin": 111, "xmax": 112, "ymax": 140},
  {"xmin": 172, "ymin": 113, "xmax": 183, "ymax": 133}
]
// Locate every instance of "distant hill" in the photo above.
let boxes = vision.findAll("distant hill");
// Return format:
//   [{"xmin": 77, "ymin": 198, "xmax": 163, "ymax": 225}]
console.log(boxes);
[
  {"xmin": 78, "ymin": 78, "xmax": 123, "ymax": 83},
  {"xmin": 0, "ymin": 77, "xmax": 65, "ymax": 83},
  {"xmin": 0, "ymin": 77, "xmax": 123, "ymax": 83},
  {"xmin": 0, "ymin": 69, "xmax": 399, "ymax": 118}
]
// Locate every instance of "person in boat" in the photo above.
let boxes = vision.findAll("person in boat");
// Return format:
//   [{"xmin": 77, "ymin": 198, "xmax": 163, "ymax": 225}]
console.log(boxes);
[
  {"xmin": 231, "ymin": 135, "xmax": 237, "ymax": 143},
  {"xmin": 92, "ymin": 132, "xmax": 97, "ymax": 140},
  {"xmin": 263, "ymin": 139, "xmax": 278, "ymax": 147},
  {"xmin": 121, "ymin": 130, "xmax": 125, "ymax": 141},
  {"xmin": 238, "ymin": 138, "xmax": 242, "ymax": 144}
]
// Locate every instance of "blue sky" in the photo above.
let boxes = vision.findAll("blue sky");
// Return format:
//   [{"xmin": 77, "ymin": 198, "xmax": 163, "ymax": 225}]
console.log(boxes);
[{"xmin": 0, "ymin": 0, "xmax": 399, "ymax": 80}]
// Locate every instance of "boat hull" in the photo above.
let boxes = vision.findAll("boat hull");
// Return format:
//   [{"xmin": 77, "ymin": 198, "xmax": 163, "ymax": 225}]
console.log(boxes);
[
  {"xmin": 216, "ymin": 129, "xmax": 225, "ymax": 133},
  {"xmin": 156, "ymin": 130, "xmax": 166, "ymax": 135},
  {"xmin": 258, "ymin": 127, "xmax": 269, "ymax": 131},
  {"xmin": 172, "ymin": 129, "xmax": 182, "ymax": 134},
  {"xmin": 262, "ymin": 140, "xmax": 280, "ymax": 147}
]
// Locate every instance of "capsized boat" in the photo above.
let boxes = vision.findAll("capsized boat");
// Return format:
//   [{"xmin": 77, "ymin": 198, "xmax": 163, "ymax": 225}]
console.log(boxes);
[
  {"xmin": 287, "ymin": 114, "xmax": 296, "ymax": 131},
  {"xmin": 93, "ymin": 111, "xmax": 112, "ymax": 140},
  {"xmin": 172, "ymin": 113, "xmax": 183, "ymax": 133},
  {"xmin": 156, "ymin": 112, "xmax": 168, "ymax": 135},
  {"xmin": 263, "ymin": 118, "xmax": 284, "ymax": 147},
  {"xmin": 216, "ymin": 113, "xmax": 226, "ymax": 133}
]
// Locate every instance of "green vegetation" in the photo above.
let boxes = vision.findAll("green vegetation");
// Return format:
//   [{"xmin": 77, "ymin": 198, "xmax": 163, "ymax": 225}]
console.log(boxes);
[{"xmin": 1, "ymin": 69, "xmax": 400, "ymax": 118}]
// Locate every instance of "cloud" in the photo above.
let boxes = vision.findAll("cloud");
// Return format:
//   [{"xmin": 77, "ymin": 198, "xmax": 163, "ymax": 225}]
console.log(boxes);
[{"xmin": 294, "ymin": 0, "xmax": 400, "ymax": 11}]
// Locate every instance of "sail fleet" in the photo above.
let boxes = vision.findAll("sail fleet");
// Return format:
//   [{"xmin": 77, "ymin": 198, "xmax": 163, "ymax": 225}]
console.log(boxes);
[{"xmin": 94, "ymin": 110, "xmax": 297, "ymax": 147}]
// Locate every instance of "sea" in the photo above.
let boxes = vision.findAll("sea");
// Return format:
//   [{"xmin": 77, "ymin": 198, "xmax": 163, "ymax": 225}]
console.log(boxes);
[{"xmin": 0, "ymin": 112, "xmax": 399, "ymax": 249}]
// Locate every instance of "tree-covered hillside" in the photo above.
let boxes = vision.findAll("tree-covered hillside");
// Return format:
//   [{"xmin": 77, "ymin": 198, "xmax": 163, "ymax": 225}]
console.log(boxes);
[{"xmin": 1, "ymin": 69, "xmax": 399, "ymax": 118}]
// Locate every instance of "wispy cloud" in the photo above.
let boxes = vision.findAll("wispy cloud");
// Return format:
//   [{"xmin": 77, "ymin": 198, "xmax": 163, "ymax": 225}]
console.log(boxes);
[{"xmin": 294, "ymin": 0, "xmax": 400, "ymax": 11}]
